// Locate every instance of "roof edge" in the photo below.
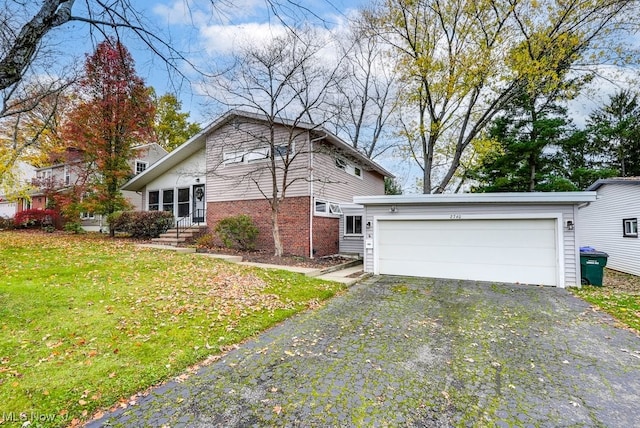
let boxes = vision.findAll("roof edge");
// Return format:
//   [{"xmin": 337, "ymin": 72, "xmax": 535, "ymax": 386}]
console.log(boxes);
[{"xmin": 354, "ymin": 192, "xmax": 598, "ymax": 205}]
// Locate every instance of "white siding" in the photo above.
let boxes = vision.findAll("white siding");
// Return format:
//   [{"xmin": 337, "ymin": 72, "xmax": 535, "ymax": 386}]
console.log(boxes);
[
  {"xmin": 146, "ymin": 148, "xmax": 206, "ymax": 195},
  {"xmin": 0, "ymin": 201, "xmax": 17, "ymax": 218},
  {"xmin": 579, "ymin": 184, "xmax": 640, "ymax": 276},
  {"xmin": 362, "ymin": 203, "xmax": 578, "ymax": 286}
]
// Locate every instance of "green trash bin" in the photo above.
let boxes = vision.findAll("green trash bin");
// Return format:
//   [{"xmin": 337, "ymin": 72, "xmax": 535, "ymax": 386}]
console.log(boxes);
[{"xmin": 580, "ymin": 250, "xmax": 609, "ymax": 286}]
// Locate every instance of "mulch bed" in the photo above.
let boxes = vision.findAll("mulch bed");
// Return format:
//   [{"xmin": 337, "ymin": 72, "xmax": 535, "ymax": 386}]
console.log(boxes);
[
  {"xmin": 196, "ymin": 246, "xmax": 355, "ymax": 269},
  {"xmin": 604, "ymin": 269, "xmax": 640, "ymax": 294}
]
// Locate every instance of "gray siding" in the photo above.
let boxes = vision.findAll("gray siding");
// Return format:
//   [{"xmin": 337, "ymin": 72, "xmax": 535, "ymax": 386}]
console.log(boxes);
[
  {"xmin": 579, "ymin": 184, "xmax": 640, "ymax": 276},
  {"xmin": 362, "ymin": 203, "xmax": 579, "ymax": 286},
  {"xmin": 206, "ymin": 122, "xmax": 310, "ymax": 201},
  {"xmin": 312, "ymin": 143, "xmax": 385, "ymax": 203},
  {"xmin": 205, "ymin": 123, "xmax": 386, "ymax": 204},
  {"xmin": 339, "ymin": 204, "xmax": 365, "ymax": 256}
]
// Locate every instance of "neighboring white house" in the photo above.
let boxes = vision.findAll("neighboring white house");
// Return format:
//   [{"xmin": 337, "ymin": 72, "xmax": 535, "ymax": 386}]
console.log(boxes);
[
  {"xmin": 0, "ymin": 162, "xmax": 37, "ymax": 218},
  {"xmin": 579, "ymin": 177, "xmax": 640, "ymax": 277},
  {"xmin": 353, "ymin": 192, "xmax": 597, "ymax": 288}
]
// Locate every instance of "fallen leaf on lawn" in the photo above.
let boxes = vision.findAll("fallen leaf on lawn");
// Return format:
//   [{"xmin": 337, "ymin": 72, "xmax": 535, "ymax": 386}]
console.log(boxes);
[
  {"xmin": 108, "ymin": 372, "xmax": 116, "ymax": 378},
  {"xmin": 270, "ymin": 387, "xmax": 278, "ymax": 392},
  {"xmin": 284, "ymin": 350, "xmax": 295, "ymax": 357},
  {"xmin": 78, "ymin": 399, "xmax": 87, "ymax": 406},
  {"xmin": 273, "ymin": 405, "xmax": 282, "ymax": 415}
]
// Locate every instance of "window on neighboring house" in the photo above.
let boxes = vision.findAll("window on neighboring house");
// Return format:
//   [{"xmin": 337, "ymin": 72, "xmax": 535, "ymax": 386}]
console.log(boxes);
[
  {"xmin": 64, "ymin": 166, "xmax": 70, "ymax": 185},
  {"xmin": 345, "ymin": 215, "xmax": 363, "ymax": 235},
  {"xmin": 148, "ymin": 191, "xmax": 159, "ymax": 211},
  {"xmin": 623, "ymin": 218, "xmax": 638, "ymax": 237},
  {"xmin": 315, "ymin": 199, "xmax": 342, "ymax": 216},
  {"xmin": 162, "ymin": 189, "xmax": 174, "ymax": 212},
  {"xmin": 80, "ymin": 212, "xmax": 95, "ymax": 219},
  {"xmin": 135, "ymin": 161, "xmax": 148, "ymax": 175}
]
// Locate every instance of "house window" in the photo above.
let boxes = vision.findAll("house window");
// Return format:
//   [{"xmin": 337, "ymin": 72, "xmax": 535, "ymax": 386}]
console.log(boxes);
[
  {"xmin": 64, "ymin": 166, "xmax": 70, "ymax": 185},
  {"xmin": 148, "ymin": 191, "xmax": 159, "ymax": 211},
  {"xmin": 162, "ymin": 189, "xmax": 174, "ymax": 212},
  {"xmin": 623, "ymin": 218, "xmax": 638, "ymax": 237},
  {"xmin": 223, "ymin": 150, "xmax": 245, "ymax": 165},
  {"xmin": 245, "ymin": 147, "xmax": 270, "ymax": 162},
  {"xmin": 315, "ymin": 199, "xmax": 342, "ymax": 216},
  {"xmin": 177, "ymin": 188, "xmax": 190, "ymax": 217},
  {"xmin": 345, "ymin": 215, "xmax": 363, "ymax": 235},
  {"xmin": 135, "ymin": 161, "xmax": 147, "ymax": 175},
  {"xmin": 335, "ymin": 157, "xmax": 363, "ymax": 179},
  {"xmin": 81, "ymin": 212, "xmax": 95, "ymax": 220},
  {"xmin": 274, "ymin": 143, "xmax": 294, "ymax": 159}
]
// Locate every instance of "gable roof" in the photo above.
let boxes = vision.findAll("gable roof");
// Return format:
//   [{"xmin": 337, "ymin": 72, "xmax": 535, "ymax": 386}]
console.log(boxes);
[
  {"xmin": 122, "ymin": 110, "xmax": 393, "ymax": 192},
  {"xmin": 587, "ymin": 177, "xmax": 640, "ymax": 191}
]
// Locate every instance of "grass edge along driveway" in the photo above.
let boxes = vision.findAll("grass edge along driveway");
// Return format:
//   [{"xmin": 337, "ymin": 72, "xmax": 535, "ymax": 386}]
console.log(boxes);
[{"xmin": 0, "ymin": 231, "xmax": 344, "ymax": 427}]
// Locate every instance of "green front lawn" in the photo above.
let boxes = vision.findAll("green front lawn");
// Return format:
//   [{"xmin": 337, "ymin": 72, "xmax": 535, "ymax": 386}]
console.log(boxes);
[
  {"xmin": 0, "ymin": 231, "xmax": 344, "ymax": 427},
  {"xmin": 571, "ymin": 268, "xmax": 640, "ymax": 333}
]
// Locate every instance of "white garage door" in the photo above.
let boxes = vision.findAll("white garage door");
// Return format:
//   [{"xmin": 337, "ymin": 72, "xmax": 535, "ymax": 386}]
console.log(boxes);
[{"xmin": 377, "ymin": 219, "xmax": 558, "ymax": 285}]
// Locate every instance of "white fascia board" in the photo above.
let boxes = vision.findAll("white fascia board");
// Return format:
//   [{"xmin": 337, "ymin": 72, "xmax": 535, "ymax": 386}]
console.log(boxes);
[{"xmin": 354, "ymin": 192, "xmax": 598, "ymax": 205}]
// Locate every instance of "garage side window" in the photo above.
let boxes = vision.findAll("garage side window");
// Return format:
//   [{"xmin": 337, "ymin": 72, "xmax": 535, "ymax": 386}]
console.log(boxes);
[
  {"xmin": 623, "ymin": 218, "xmax": 638, "ymax": 237},
  {"xmin": 345, "ymin": 215, "xmax": 363, "ymax": 235}
]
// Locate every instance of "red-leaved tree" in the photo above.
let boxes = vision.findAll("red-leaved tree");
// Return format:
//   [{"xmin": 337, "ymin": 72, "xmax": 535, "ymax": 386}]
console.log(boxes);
[{"xmin": 63, "ymin": 38, "xmax": 155, "ymax": 236}]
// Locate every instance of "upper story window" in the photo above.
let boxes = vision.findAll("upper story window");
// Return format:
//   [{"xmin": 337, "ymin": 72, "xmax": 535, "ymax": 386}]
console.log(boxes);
[
  {"xmin": 223, "ymin": 143, "xmax": 295, "ymax": 166},
  {"xmin": 64, "ymin": 166, "xmax": 70, "ymax": 185},
  {"xmin": 623, "ymin": 218, "xmax": 638, "ymax": 237},
  {"xmin": 335, "ymin": 157, "xmax": 363, "ymax": 179},
  {"xmin": 315, "ymin": 199, "xmax": 342, "ymax": 217},
  {"xmin": 135, "ymin": 161, "xmax": 148, "ymax": 175},
  {"xmin": 37, "ymin": 169, "xmax": 52, "ymax": 180}
]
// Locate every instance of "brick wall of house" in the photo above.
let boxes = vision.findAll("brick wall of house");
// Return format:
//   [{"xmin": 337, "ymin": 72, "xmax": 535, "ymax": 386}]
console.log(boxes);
[
  {"xmin": 312, "ymin": 215, "xmax": 339, "ymax": 256},
  {"xmin": 207, "ymin": 197, "xmax": 312, "ymax": 257}
]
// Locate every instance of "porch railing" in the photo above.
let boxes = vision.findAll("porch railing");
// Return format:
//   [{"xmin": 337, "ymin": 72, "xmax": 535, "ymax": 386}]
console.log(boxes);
[{"xmin": 176, "ymin": 209, "xmax": 205, "ymax": 239}]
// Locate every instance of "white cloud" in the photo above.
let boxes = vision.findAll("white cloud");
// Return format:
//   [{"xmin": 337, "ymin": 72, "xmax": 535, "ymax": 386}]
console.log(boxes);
[{"xmin": 199, "ymin": 22, "xmax": 289, "ymax": 55}]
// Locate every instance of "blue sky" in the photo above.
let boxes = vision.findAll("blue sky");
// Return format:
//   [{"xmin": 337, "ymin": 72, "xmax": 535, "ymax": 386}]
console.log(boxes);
[{"xmin": 125, "ymin": 0, "xmax": 364, "ymax": 123}]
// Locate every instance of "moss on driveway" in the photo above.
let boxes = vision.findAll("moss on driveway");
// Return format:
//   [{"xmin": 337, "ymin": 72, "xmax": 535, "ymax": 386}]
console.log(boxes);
[{"xmin": 91, "ymin": 276, "xmax": 640, "ymax": 427}]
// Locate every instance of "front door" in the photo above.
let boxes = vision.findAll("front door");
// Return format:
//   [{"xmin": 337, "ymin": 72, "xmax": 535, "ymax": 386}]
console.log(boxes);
[{"xmin": 192, "ymin": 184, "xmax": 205, "ymax": 223}]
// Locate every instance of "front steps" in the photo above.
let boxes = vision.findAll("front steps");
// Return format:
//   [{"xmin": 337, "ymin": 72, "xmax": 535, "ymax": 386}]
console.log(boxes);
[{"xmin": 151, "ymin": 225, "xmax": 208, "ymax": 246}]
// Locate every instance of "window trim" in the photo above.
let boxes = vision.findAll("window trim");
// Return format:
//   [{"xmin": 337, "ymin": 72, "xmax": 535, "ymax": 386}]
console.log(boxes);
[
  {"xmin": 135, "ymin": 160, "xmax": 148, "ymax": 175},
  {"xmin": 148, "ymin": 190, "xmax": 160, "ymax": 211},
  {"xmin": 223, "ymin": 143, "xmax": 296, "ymax": 166},
  {"xmin": 623, "ymin": 218, "xmax": 638, "ymax": 238},
  {"xmin": 335, "ymin": 157, "xmax": 363, "ymax": 180},
  {"xmin": 344, "ymin": 215, "xmax": 363, "ymax": 236},
  {"xmin": 314, "ymin": 198, "xmax": 342, "ymax": 217}
]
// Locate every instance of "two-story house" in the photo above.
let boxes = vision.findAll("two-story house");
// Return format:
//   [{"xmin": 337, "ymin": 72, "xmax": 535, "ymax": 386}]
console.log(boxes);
[
  {"xmin": 31, "ymin": 143, "xmax": 167, "ymax": 231},
  {"xmin": 121, "ymin": 110, "xmax": 392, "ymax": 257}
]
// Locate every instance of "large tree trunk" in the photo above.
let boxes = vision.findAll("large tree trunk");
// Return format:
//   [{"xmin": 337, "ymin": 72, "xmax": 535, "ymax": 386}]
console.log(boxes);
[{"xmin": 271, "ymin": 203, "xmax": 283, "ymax": 257}]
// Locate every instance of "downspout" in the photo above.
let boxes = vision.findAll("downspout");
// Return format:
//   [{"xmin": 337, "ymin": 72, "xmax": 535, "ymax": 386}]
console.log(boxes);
[
  {"xmin": 309, "ymin": 134, "xmax": 314, "ymax": 259},
  {"xmin": 308, "ymin": 133, "xmax": 328, "ymax": 259}
]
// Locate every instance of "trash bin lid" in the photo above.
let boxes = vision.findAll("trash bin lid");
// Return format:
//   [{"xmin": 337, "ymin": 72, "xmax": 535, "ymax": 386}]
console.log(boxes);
[
  {"xmin": 580, "ymin": 250, "xmax": 609, "ymax": 257},
  {"xmin": 580, "ymin": 246, "xmax": 596, "ymax": 252}
]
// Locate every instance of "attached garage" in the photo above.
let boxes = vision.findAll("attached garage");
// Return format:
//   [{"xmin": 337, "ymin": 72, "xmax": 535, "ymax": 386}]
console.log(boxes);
[{"xmin": 354, "ymin": 193, "xmax": 597, "ymax": 288}]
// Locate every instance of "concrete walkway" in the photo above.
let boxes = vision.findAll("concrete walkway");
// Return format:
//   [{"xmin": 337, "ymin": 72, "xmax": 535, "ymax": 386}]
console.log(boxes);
[
  {"xmin": 88, "ymin": 276, "xmax": 640, "ymax": 427},
  {"xmin": 137, "ymin": 244, "xmax": 365, "ymax": 285}
]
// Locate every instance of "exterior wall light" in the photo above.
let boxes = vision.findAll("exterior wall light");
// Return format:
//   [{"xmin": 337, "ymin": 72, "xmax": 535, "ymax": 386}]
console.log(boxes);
[
  {"xmin": 566, "ymin": 220, "xmax": 574, "ymax": 231},
  {"xmin": 389, "ymin": 205, "xmax": 397, "ymax": 213}
]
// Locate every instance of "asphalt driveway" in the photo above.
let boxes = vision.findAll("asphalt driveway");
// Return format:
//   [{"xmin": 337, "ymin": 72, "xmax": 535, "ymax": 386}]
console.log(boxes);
[{"xmin": 91, "ymin": 276, "xmax": 640, "ymax": 427}]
